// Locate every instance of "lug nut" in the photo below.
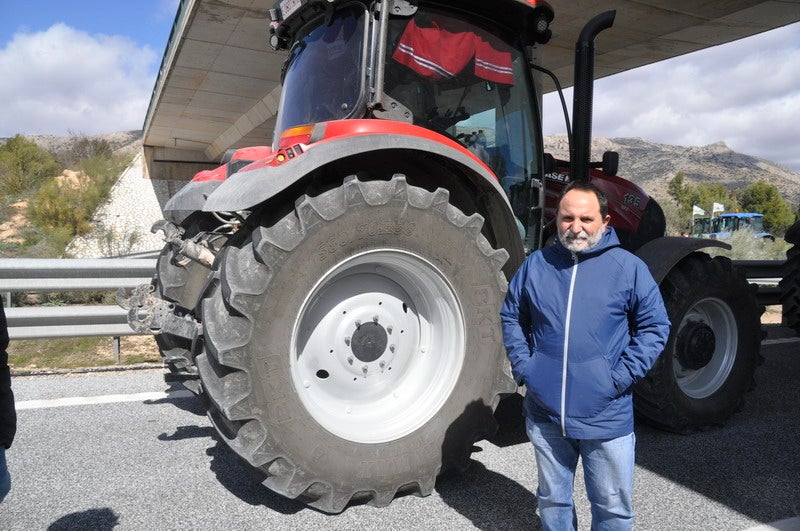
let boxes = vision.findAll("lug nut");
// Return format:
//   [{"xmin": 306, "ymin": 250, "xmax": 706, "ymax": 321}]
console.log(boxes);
[
  {"xmin": 373, "ymin": 315, "xmax": 379, "ymax": 323},
  {"xmin": 344, "ymin": 336, "xmax": 350, "ymax": 346},
  {"xmin": 361, "ymin": 365, "xmax": 368, "ymax": 374},
  {"xmin": 347, "ymin": 356, "xmax": 354, "ymax": 364}
]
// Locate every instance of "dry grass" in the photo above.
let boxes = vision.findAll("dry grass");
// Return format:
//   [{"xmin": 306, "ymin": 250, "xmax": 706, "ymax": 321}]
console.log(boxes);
[{"xmin": 9, "ymin": 334, "xmax": 161, "ymax": 374}]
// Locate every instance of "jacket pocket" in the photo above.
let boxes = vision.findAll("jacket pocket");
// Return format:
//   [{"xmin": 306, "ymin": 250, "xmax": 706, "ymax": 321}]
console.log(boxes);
[
  {"xmin": 566, "ymin": 356, "xmax": 617, "ymax": 419},
  {"xmin": 522, "ymin": 352, "xmax": 563, "ymax": 416}
]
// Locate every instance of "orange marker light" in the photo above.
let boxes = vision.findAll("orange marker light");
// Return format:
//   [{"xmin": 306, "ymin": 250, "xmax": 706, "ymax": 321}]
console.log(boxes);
[{"xmin": 279, "ymin": 124, "xmax": 315, "ymax": 148}]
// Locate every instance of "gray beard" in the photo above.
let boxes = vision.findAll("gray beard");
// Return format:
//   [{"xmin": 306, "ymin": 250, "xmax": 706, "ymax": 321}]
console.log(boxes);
[{"xmin": 559, "ymin": 228, "xmax": 604, "ymax": 253}]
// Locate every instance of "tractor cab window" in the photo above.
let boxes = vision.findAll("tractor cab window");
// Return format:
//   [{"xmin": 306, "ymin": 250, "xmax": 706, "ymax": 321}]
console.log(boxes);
[
  {"xmin": 693, "ymin": 217, "xmax": 711, "ymax": 236},
  {"xmin": 274, "ymin": 5, "xmax": 366, "ymax": 140},
  {"xmin": 384, "ymin": 10, "xmax": 540, "ymax": 194},
  {"xmin": 717, "ymin": 217, "xmax": 735, "ymax": 232}
]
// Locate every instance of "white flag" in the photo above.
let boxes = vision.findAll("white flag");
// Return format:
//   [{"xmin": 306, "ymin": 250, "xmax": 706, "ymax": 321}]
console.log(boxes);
[
  {"xmin": 712, "ymin": 202, "xmax": 724, "ymax": 213},
  {"xmin": 693, "ymin": 205, "xmax": 706, "ymax": 216}
]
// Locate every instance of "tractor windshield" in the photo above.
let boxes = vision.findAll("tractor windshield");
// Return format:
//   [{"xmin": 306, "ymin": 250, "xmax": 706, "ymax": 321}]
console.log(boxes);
[
  {"xmin": 384, "ymin": 9, "xmax": 541, "ymax": 187},
  {"xmin": 274, "ymin": 5, "xmax": 366, "ymax": 139}
]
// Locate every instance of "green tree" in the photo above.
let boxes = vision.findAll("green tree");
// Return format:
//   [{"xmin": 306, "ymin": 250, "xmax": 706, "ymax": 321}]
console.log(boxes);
[
  {"xmin": 667, "ymin": 171, "xmax": 688, "ymax": 207},
  {"xmin": 737, "ymin": 181, "xmax": 794, "ymax": 233},
  {"xmin": 685, "ymin": 182, "xmax": 738, "ymax": 215},
  {"xmin": 657, "ymin": 196, "xmax": 688, "ymax": 236},
  {"xmin": 666, "ymin": 171, "xmax": 738, "ymax": 230},
  {"xmin": 0, "ymin": 135, "xmax": 59, "ymax": 195}
]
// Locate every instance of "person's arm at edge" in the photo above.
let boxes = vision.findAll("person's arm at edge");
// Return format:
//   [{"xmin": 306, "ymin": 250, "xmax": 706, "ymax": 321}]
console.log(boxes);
[
  {"xmin": 0, "ymin": 297, "xmax": 15, "ymax": 451},
  {"xmin": 500, "ymin": 257, "xmax": 533, "ymax": 385}
]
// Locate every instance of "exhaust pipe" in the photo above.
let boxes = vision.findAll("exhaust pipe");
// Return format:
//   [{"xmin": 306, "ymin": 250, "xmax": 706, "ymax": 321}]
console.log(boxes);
[{"xmin": 571, "ymin": 11, "xmax": 616, "ymax": 182}]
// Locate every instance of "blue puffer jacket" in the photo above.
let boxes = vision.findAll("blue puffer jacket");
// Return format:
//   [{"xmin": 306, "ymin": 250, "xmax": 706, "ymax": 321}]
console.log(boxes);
[{"xmin": 500, "ymin": 227, "xmax": 670, "ymax": 439}]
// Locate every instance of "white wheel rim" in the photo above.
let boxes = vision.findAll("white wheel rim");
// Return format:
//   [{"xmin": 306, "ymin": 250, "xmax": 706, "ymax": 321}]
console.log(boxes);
[
  {"xmin": 673, "ymin": 297, "xmax": 738, "ymax": 399},
  {"xmin": 291, "ymin": 249, "xmax": 465, "ymax": 443}
]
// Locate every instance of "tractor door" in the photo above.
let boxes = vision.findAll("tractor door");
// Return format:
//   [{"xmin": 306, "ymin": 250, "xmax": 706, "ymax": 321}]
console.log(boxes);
[{"xmin": 380, "ymin": 7, "xmax": 546, "ymax": 250}]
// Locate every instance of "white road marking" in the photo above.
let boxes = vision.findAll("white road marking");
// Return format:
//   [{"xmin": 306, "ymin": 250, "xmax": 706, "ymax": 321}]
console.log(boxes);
[{"xmin": 16, "ymin": 390, "xmax": 196, "ymax": 410}]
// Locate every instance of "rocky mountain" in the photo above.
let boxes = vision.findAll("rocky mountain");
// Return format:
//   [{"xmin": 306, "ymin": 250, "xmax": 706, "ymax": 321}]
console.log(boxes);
[
  {"xmin": 4, "ymin": 130, "xmax": 798, "ymax": 207},
  {"xmin": 0, "ymin": 130, "xmax": 143, "ymax": 157},
  {"xmin": 544, "ymin": 134, "xmax": 800, "ymax": 206}
]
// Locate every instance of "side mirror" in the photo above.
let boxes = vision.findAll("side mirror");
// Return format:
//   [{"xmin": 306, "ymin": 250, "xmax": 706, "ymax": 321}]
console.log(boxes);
[
  {"xmin": 543, "ymin": 153, "xmax": 557, "ymax": 174},
  {"xmin": 602, "ymin": 151, "xmax": 618, "ymax": 176}
]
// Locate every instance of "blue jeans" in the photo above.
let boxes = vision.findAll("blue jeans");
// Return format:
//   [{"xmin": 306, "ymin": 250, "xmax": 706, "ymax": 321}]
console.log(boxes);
[
  {"xmin": 526, "ymin": 418, "xmax": 635, "ymax": 531},
  {"xmin": 0, "ymin": 446, "xmax": 9, "ymax": 502}
]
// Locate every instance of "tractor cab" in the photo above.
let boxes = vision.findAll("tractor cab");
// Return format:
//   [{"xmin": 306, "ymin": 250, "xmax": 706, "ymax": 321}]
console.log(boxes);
[
  {"xmin": 271, "ymin": 0, "xmax": 553, "ymax": 248},
  {"xmin": 269, "ymin": 0, "xmax": 664, "ymax": 254},
  {"xmin": 709, "ymin": 212, "xmax": 774, "ymax": 240}
]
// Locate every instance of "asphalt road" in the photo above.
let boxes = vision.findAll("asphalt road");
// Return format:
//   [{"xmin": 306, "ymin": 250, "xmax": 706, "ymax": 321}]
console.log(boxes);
[{"xmin": 2, "ymin": 339, "xmax": 799, "ymax": 530}]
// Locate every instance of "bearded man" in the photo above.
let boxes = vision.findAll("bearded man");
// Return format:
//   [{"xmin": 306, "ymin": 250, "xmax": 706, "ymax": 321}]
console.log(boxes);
[{"xmin": 500, "ymin": 180, "xmax": 670, "ymax": 530}]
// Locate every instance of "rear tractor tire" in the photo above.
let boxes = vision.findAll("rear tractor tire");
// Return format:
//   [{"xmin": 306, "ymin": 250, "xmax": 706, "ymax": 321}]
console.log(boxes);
[
  {"xmin": 634, "ymin": 253, "xmax": 763, "ymax": 433},
  {"xmin": 197, "ymin": 175, "xmax": 516, "ymax": 512},
  {"xmin": 779, "ymin": 221, "xmax": 800, "ymax": 335}
]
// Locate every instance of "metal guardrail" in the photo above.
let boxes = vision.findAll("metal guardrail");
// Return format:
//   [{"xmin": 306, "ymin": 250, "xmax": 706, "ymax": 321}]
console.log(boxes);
[
  {"xmin": 0, "ymin": 258, "xmax": 157, "ymax": 340},
  {"xmin": 0, "ymin": 256, "xmax": 787, "ymax": 340},
  {"xmin": 733, "ymin": 259, "xmax": 784, "ymax": 307}
]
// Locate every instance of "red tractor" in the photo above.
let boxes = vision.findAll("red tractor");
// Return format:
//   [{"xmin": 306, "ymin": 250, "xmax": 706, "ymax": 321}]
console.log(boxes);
[{"xmin": 121, "ymin": 0, "xmax": 790, "ymax": 512}]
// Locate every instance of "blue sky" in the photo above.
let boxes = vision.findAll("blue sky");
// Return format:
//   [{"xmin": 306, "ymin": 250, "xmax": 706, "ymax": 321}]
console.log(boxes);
[
  {"xmin": 0, "ymin": 0, "xmax": 177, "ymax": 138},
  {"xmin": 0, "ymin": 1, "xmax": 799, "ymax": 170},
  {"xmin": 0, "ymin": 1, "xmax": 177, "ymax": 54}
]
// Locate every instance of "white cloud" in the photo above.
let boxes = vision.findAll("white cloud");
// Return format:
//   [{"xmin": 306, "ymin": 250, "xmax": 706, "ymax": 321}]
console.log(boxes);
[
  {"xmin": 544, "ymin": 23, "xmax": 800, "ymax": 169},
  {"xmin": 0, "ymin": 23, "xmax": 158, "ymax": 137}
]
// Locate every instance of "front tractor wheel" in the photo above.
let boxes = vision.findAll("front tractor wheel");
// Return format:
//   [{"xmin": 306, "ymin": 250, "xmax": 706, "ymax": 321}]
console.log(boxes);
[
  {"xmin": 197, "ymin": 175, "xmax": 515, "ymax": 512},
  {"xmin": 634, "ymin": 253, "xmax": 763, "ymax": 433}
]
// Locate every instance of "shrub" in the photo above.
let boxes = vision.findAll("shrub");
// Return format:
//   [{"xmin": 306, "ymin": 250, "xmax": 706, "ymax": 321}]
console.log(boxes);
[
  {"xmin": 29, "ymin": 179, "xmax": 93, "ymax": 236},
  {"xmin": 77, "ymin": 154, "xmax": 128, "ymax": 200},
  {"xmin": 96, "ymin": 222, "xmax": 141, "ymax": 257},
  {"xmin": 707, "ymin": 228, "xmax": 789, "ymax": 260},
  {"xmin": 0, "ymin": 135, "xmax": 59, "ymax": 195},
  {"xmin": 55, "ymin": 132, "xmax": 113, "ymax": 167},
  {"xmin": 24, "ymin": 146, "xmax": 133, "ymax": 255}
]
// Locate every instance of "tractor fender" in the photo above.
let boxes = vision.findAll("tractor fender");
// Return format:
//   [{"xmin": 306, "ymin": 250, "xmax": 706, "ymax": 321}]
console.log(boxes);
[
  {"xmin": 203, "ymin": 132, "xmax": 526, "ymax": 275},
  {"xmin": 165, "ymin": 180, "xmax": 223, "ymax": 213},
  {"xmin": 203, "ymin": 133, "xmax": 511, "ymax": 213},
  {"xmin": 635, "ymin": 236, "xmax": 731, "ymax": 285}
]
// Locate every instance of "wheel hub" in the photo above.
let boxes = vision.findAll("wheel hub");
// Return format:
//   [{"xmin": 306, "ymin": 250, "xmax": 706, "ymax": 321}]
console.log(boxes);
[
  {"xmin": 350, "ymin": 321, "xmax": 388, "ymax": 363},
  {"xmin": 291, "ymin": 250, "xmax": 465, "ymax": 443},
  {"xmin": 676, "ymin": 320, "xmax": 716, "ymax": 370}
]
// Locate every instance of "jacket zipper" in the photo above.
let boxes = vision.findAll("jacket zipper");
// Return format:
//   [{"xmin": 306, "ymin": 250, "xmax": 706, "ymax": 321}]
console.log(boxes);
[{"xmin": 561, "ymin": 252, "xmax": 579, "ymax": 436}]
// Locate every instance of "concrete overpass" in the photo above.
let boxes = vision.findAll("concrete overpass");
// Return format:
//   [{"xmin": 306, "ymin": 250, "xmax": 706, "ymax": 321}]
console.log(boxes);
[{"xmin": 142, "ymin": 0, "xmax": 800, "ymax": 183}]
